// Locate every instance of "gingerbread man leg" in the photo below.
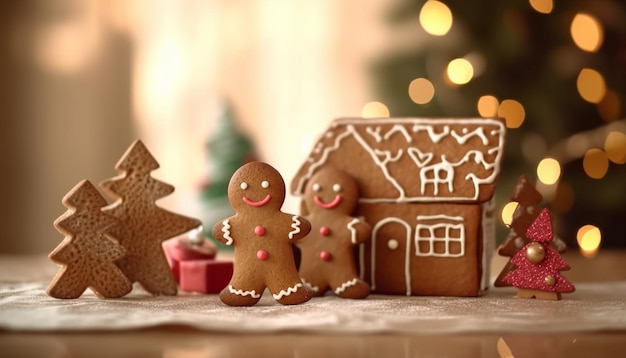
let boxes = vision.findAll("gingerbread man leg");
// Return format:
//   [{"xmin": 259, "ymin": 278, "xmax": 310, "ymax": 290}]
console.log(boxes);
[
  {"xmin": 330, "ymin": 276, "xmax": 370, "ymax": 299},
  {"xmin": 300, "ymin": 276, "xmax": 329, "ymax": 297},
  {"xmin": 267, "ymin": 274, "xmax": 313, "ymax": 305},
  {"xmin": 220, "ymin": 274, "xmax": 265, "ymax": 306}
]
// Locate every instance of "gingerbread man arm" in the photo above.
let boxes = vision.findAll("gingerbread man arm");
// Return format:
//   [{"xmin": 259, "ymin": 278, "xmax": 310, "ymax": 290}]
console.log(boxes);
[
  {"xmin": 212, "ymin": 217, "xmax": 235, "ymax": 246},
  {"xmin": 346, "ymin": 217, "xmax": 371, "ymax": 246},
  {"xmin": 287, "ymin": 214, "xmax": 311, "ymax": 242}
]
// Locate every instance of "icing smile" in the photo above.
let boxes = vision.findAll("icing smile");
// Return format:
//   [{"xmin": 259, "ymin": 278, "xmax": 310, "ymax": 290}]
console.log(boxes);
[
  {"xmin": 243, "ymin": 194, "xmax": 271, "ymax": 207},
  {"xmin": 314, "ymin": 195, "xmax": 342, "ymax": 209}
]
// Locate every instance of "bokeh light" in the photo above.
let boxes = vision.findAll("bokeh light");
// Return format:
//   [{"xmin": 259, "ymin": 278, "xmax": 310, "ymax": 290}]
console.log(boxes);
[
  {"xmin": 577, "ymin": 224, "xmax": 602, "ymax": 257},
  {"xmin": 497, "ymin": 99, "xmax": 526, "ymax": 128},
  {"xmin": 576, "ymin": 68, "xmax": 606, "ymax": 103},
  {"xmin": 536, "ymin": 157, "xmax": 561, "ymax": 185},
  {"xmin": 446, "ymin": 58, "xmax": 474, "ymax": 85},
  {"xmin": 408, "ymin": 78, "xmax": 435, "ymax": 104},
  {"xmin": 529, "ymin": 0, "xmax": 553, "ymax": 14},
  {"xmin": 361, "ymin": 101, "xmax": 390, "ymax": 118},
  {"xmin": 604, "ymin": 131, "xmax": 626, "ymax": 164},
  {"xmin": 582, "ymin": 148, "xmax": 609, "ymax": 179},
  {"xmin": 477, "ymin": 95, "xmax": 499, "ymax": 117},
  {"xmin": 501, "ymin": 201, "xmax": 519, "ymax": 226},
  {"xmin": 419, "ymin": 1, "xmax": 453, "ymax": 36},
  {"xmin": 570, "ymin": 13, "xmax": 604, "ymax": 52}
]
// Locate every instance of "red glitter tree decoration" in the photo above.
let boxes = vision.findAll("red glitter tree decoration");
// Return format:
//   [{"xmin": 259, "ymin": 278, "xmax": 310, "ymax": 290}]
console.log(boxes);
[{"xmin": 502, "ymin": 208, "xmax": 575, "ymax": 300}]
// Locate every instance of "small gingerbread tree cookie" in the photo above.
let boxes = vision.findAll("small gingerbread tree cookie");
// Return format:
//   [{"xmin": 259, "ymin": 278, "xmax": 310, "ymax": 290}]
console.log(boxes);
[
  {"xmin": 48, "ymin": 180, "xmax": 132, "ymax": 299},
  {"xmin": 502, "ymin": 208, "xmax": 575, "ymax": 300},
  {"xmin": 495, "ymin": 176, "xmax": 568, "ymax": 287},
  {"xmin": 100, "ymin": 140, "xmax": 202, "ymax": 296},
  {"xmin": 212, "ymin": 161, "xmax": 313, "ymax": 306},
  {"xmin": 297, "ymin": 167, "xmax": 371, "ymax": 298},
  {"xmin": 494, "ymin": 175, "xmax": 543, "ymax": 287}
]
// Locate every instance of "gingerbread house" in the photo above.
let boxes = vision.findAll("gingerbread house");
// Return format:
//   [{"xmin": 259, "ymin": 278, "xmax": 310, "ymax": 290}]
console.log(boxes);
[{"xmin": 291, "ymin": 118, "xmax": 506, "ymax": 297}]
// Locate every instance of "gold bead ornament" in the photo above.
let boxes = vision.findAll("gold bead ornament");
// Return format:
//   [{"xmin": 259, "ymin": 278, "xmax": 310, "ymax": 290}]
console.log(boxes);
[
  {"xmin": 544, "ymin": 275, "xmax": 556, "ymax": 286},
  {"xmin": 525, "ymin": 242, "xmax": 545, "ymax": 264}
]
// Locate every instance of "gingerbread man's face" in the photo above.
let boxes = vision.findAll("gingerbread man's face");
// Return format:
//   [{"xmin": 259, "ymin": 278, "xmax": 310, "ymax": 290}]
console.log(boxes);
[
  {"xmin": 228, "ymin": 162, "xmax": 285, "ymax": 212},
  {"xmin": 304, "ymin": 168, "xmax": 358, "ymax": 215}
]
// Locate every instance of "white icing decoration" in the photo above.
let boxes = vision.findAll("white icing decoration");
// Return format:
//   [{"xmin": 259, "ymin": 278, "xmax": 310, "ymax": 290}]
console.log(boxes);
[
  {"xmin": 294, "ymin": 118, "xmax": 505, "ymax": 203},
  {"xmin": 407, "ymin": 147, "xmax": 434, "ymax": 168},
  {"xmin": 370, "ymin": 217, "xmax": 412, "ymax": 296},
  {"xmin": 222, "ymin": 219, "xmax": 233, "ymax": 245},
  {"xmin": 420, "ymin": 156, "xmax": 454, "ymax": 195},
  {"xmin": 347, "ymin": 218, "xmax": 360, "ymax": 245},
  {"xmin": 414, "ymin": 215, "xmax": 465, "ymax": 258},
  {"xmin": 334, "ymin": 278, "xmax": 358, "ymax": 295},
  {"xmin": 294, "ymin": 129, "xmax": 353, "ymax": 194},
  {"xmin": 387, "ymin": 239, "xmax": 399, "ymax": 250},
  {"xmin": 272, "ymin": 282, "xmax": 303, "ymax": 300},
  {"xmin": 288, "ymin": 215, "xmax": 301, "ymax": 239},
  {"xmin": 240, "ymin": 182, "xmax": 248, "ymax": 190},
  {"xmin": 365, "ymin": 126, "xmax": 382, "ymax": 142},
  {"xmin": 261, "ymin": 180, "xmax": 269, "ymax": 188},
  {"xmin": 481, "ymin": 199, "xmax": 495, "ymax": 291},
  {"xmin": 412, "ymin": 124, "xmax": 450, "ymax": 143},
  {"xmin": 228, "ymin": 285, "xmax": 261, "ymax": 299},
  {"xmin": 451, "ymin": 127, "xmax": 489, "ymax": 145},
  {"xmin": 383, "ymin": 124, "xmax": 412, "ymax": 142},
  {"xmin": 333, "ymin": 183, "xmax": 342, "ymax": 192},
  {"xmin": 312, "ymin": 183, "xmax": 321, "ymax": 192},
  {"xmin": 301, "ymin": 278, "xmax": 319, "ymax": 292}
]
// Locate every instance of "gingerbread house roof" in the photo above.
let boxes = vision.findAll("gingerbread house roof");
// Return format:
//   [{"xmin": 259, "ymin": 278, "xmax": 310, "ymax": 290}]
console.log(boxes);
[{"xmin": 291, "ymin": 118, "xmax": 506, "ymax": 203}]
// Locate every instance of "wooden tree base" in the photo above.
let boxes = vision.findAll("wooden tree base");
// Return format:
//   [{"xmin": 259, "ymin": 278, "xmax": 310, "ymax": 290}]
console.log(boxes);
[{"xmin": 517, "ymin": 288, "xmax": 561, "ymax": 300}]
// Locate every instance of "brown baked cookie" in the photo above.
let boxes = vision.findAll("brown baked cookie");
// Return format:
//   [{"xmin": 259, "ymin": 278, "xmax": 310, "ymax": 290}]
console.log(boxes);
[
  {"xmin": 297, "ymin": 167, "xmax": 371, "ymax": 298},
  {"xmin": 212, "ymin": 162, "xmax": 313, "ymax": 306},
  {"xmin": 100, "ymin": 140, "xmax": 202, "ymax": 296},
  {"xmin": 48, "ymin": 180, "xmax": 133, "ymax": 299}
]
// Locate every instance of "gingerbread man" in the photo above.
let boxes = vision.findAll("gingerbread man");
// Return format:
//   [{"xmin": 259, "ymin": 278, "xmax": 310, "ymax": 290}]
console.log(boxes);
[
  {"xmin": 212, "ymin": 162, "xmax": 313, "ymax": 306},
  {"xmin": 297, "ymin": 167, "xmax": 371, "ymax": 298}
]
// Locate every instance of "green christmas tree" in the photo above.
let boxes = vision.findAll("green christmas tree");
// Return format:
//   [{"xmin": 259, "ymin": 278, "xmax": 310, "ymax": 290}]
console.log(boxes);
[
  {"xmin": 370, "ymin": 0, "xmax": 626, "ymax": 248},
  {"xmin": 199, "ymin": 101, "xmax": 258, "ymax": 248}
]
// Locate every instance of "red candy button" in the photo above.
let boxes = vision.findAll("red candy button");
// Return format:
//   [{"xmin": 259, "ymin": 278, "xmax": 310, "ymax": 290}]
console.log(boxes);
[
  {"xmin": 320, "ymin": 226, "xmax": 330, "ymax": 236},
  {"xmin": 320, "ymin": 251, "xmax": 331, "ymax": 261},
  {"xmin": 254, "ymin": 226, "xmax": 266, "ymax": 236},
  {"xmin": 257, "ymin": 249, "xmax": 268, "ymax": 261}
]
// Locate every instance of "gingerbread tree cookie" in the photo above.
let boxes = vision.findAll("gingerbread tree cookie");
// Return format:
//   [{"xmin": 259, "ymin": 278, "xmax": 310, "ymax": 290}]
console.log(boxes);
[
  {"xmin": 297, "ymin": 167, "xmax": 371, "ymax": 298},
  {"xmin": 212, "ymin": 162, "xmax": 313, "ymax": 306},
  {"xmin": 502, "ymin": 208, "xmax": 575, "ymax": 300},
  {"xmin": 494, "ymin": 176, "xmax": 543, "ymax": 287},
  {"xmin": 495, "ymin": 176, "xmax": 568, "ymax": 287},
  {"xmin": 100, "ymin": 140, "xmax": 202, "ymax": 296},
  {"xmin": 48, "ymin": 180, "xmax": 132, "ymax": 299}
]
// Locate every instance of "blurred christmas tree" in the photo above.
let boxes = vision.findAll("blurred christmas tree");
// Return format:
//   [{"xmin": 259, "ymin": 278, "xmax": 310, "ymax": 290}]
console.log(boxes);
[
  {"xmin": 369, "ymin": 0, "xmax": 626, "ymax": 252},
  {"xmin": 199, "ymin": 101, "xmax": 258, "ymax": 248}
]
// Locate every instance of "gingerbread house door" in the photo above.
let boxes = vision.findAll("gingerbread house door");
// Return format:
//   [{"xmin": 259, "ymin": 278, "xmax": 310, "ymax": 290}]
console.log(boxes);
[{"xmin": 370, "ymin": 218, "xmax": 412, "ymax": 295}]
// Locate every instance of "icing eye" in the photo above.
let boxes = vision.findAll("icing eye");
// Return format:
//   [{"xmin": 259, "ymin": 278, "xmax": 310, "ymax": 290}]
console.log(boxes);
[
  {"xmin": 333, "ymin": 184, "xmax": 342, "ymax": 192},
  {"xmin": 261, "ymin": 180, "xmax": 270, "ymax": 189},
  {"xmin": 312, "ymin": 183, "xmax": 321, "ymax": 192},
  {"xmin": 240, "ymin": 182, "xmax": 248, "ymax": 190}
]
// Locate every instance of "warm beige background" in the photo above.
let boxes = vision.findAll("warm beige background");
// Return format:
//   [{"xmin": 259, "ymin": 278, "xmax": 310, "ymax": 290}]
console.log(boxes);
[{"xmin": 0, "ymin": 0, "xmax": 418, "ymax": 254}]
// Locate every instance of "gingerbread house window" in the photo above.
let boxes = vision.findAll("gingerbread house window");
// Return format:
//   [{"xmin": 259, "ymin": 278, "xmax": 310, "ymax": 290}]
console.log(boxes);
[{"xmin": 414, "ymin": 215, "xmax": 465, "ymax": 257}]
